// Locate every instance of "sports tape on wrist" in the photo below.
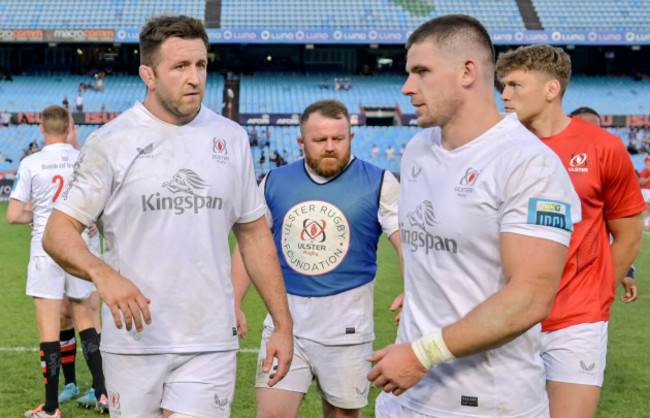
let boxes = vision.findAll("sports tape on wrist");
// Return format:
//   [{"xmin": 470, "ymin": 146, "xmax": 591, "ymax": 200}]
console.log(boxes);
[{"xmin": 411, "ymin": 330, "xmax": 456, "ymax": 370}]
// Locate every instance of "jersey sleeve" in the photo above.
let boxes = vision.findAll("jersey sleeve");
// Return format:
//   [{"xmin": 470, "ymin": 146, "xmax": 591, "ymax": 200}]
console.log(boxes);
[
  {"xmin": 499, "ymin": 151, "xmax": 582, "ymax": 247},
  {"xmin": 600, "ymin": 137, "xmax": 646, "ymax": 220},
  {"xmin": 9, "ymin": 161, "xmax": 31, "ymax": 203},
  {"xmin": 378, "ymin": 170, "xmax": 399, "ymax": 237},
  {"xmin": 234, "ymin": 130, "xmax": 266, "ymax": 224},
  {"xmin": 54, "ymin": 134, "xmax": 114, "ymax": 227},
  {"xmin": 257, "ymin": 174, "xmax": 274, "ymax": 228}
]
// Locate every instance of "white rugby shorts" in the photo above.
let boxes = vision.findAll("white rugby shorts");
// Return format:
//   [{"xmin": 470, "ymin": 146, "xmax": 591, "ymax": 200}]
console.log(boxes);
[
  {"xmin": 255, "ymin": 325, "xmax": 372, "ymax": 409},
  {"xmin": 541, "ymin": 321, "xmax": 608, "ymax": 387},
  {"xmin": 103, "ymin": 350, "xmax": 236, "ymax": 417},
  {"xmin": 27, "ymin": 255, "xmax": 95, "ymax": 300}
]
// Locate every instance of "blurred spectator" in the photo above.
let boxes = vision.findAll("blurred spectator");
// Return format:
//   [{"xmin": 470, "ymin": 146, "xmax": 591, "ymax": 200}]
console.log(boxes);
[
  {"xmin": 62, "ymin": 96, "xmax": 69, "ymax": 110},
  {"xmin": 270, "ymin": 149, "xmax": 279, "ymax": 165},
  {"xmin": 259, "ymin": 150, "xmax": 266, "ymax": 166},
  {"xmin": 370, "ymin": 143, "xmax": 379, "ymax": 158},
  {"xmin": 343, "ymin": 77, "xmax": 352, "ymax": 90},
  {"xmin": 74, "ymin": 94, "xmax": 84, "ymax": 112},
  {"xmin": 260, "ymin": 127, "xmax": 270, "ymax": 149},
  {"xmin": 248, "ymin": 127, "xmax": 259, "ymax": 147},
  {"xmin": 94, "ymin": 73, "xmax": 104, "ymax": 92},
  {"xmin": 1, "ymin": 109, "xmax": 11, "ymax": 126},
  {"xmin": 385, "ymin": 145, "xmax": 396, "ymax": 160},
  {"xmin": 79, "ymin": 82, "xmax": 87, "ymax": 93},
  {"xmin": 640, "ymin": 156, "xmax": 650, "ymax": 190},
  {"xmin": 319, "ymin": 78, "xmax": 329, "ymax": 90}
]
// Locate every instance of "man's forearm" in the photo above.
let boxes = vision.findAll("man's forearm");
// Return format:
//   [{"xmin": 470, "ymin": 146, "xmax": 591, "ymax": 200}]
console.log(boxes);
[
  {"xmin": 234, "ymin": 218, "xmax": 293, "ymax": 331},
  {"xmin": 608, "ymin": 213, "xmax": 644, "ymax": 287},
  {"xmin": 231, "ymin": 243, "xmax": 252, "ymax": 309},
  {"xmin": 43, "ymin": 209, "xmax": 109, "ymax": 282}
]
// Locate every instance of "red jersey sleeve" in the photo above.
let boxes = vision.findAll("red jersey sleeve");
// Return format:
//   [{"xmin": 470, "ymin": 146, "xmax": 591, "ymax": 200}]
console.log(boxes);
[{"xmin": 599, "ymin": 131, "xmax": 646, "ymax": 220}]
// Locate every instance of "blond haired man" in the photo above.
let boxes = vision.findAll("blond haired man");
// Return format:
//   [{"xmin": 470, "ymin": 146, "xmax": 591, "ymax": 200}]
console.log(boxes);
[{"xmin": 497, "ymin": 44, "xmax": 645, "ymax": 418}]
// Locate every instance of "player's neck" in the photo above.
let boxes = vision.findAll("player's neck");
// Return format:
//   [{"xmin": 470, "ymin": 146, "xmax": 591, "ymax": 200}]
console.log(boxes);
[
  {"xmin": 441, "ymin": 100, "xmax": 503, "ymax": 151},
  {"xmin": 44, "ymin": 136, "xmax": 67, "ymax": 146},
  {"xmin": 525, "ymin": 104, "xmax": 571, "ymax": 139}
]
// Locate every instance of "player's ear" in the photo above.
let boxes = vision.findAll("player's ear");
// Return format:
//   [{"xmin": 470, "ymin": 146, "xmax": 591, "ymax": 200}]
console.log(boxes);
[
  {"xmin": 139, "ymin": 65, "xmax": 155, "ymax": 89},
  {"xmin": 39, "ymin": 124, "xmax": 45, "ymax": 135},
  {"xmin": 349, "ymin": 131, "xmax": 355, "ymax": 142},
  {"xmin": 545, "ymin": 79, "xmax": 562, "ymax": 102},
  {"xmin": 297, "ymin": 135, "xmax": 305, "ymax": 148}
]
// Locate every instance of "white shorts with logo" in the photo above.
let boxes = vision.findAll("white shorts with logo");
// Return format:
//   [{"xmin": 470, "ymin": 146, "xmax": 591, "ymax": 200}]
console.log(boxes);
[
  {"xmin": 255, "ymin": 325, "xmax": 373, "ymax": 409},
  {"xmin": 541, "ymin": 321, "xmax": 608, "ymax": 387},
  {"xmin": 27, "ymin": 255, "xmax": 95, "ymax": 300},
  {"xmin": 102, "ymin": 350, "xmax": 236, "ymax": 418},
  {"xmin": 375, "ymin": 392, "xmax": 550, "ymax": 418}
]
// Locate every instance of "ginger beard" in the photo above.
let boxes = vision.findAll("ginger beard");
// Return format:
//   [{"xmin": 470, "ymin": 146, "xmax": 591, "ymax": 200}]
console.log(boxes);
[{"xmin": 304, "ymin": 144, "xmax": 351, "ymax": 178}]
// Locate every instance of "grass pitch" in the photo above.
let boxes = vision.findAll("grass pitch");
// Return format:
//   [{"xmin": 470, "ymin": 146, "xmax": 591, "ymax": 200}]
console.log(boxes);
[{"xmin": 0, "ymin": 201, "xmax": 648, "ymax": 417}]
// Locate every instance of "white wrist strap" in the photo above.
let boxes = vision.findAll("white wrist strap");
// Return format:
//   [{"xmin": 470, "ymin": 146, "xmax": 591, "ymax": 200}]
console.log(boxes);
[{"xmin": 411, "ymin": 330, "xmax": 456, "ymax": 370}]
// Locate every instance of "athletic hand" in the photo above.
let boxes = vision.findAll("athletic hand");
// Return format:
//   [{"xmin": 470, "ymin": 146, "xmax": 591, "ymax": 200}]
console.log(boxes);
[
  {"xmin": 87, "ymin": 223, "xmax": 99, "ymax": 238},
  {"xmin": 390, "ymin": 293, "xmax": 404, "ymax": 326},
  {"xmin": 263, "ymin": 327, "xmax": 293, "ymax": 387},
  {"xmin": 367, "ymin": 343, "xmax": 427, "ymax": 396},
  {"xmin": 235, "ymin": 305, "xmax": 248, "ymax": 339},
  {"xmin": 93, "ymin": 269, "xmax": 151, "ymax": 332},
  {"xmin": 621, "ymin": 276, "xmax": 638, "ymax": 303}
]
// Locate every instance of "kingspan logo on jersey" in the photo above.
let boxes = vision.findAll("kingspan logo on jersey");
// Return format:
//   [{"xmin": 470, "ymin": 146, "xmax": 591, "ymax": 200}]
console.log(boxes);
[
  {"xmin": 281, "ymin": 200, "xmax": 350, "ymax": 275},
  {"xmin": 568, "ymin": 153, "xmax": 588, "ymax": 173},
  {"xmin": 141, "ymin": 169, "xmax": 223, "ymax": 215},
  {"xmin": 401, "ymin": 200, "xmax": 458, "ymax": 254}
]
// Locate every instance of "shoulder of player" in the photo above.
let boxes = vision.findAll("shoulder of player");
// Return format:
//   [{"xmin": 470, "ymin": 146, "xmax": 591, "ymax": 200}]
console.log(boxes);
[{"xmin": 198, "ymin": 107, "xmax": 248, "ymax": 138}]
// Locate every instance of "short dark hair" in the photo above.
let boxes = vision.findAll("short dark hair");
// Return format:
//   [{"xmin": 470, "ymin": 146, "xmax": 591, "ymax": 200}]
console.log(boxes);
[
  {"xmin": 406, "ymin": 14, "xmax": 495, "ymax": 65},
  {"xmin": 41, "ymin": 105, "xmax": 69, "ymax": 136},
  {"xmin": 299, "ymin": 100, "xmax": 350, "ymax": 136},
  {"xmin": 570, "ymin": 106, "xmax": 600, "ymax": 118},
  {"xmin": 139, "ymin": 15, "xmax": 208, "ymax": 67}
]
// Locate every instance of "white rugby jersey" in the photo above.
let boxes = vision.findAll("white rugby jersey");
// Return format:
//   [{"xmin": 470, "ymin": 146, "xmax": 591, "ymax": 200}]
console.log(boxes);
[
  {"xmin": 260, "ymin": 158, "xmax": 400, "ymax": 345},
  {"xmin": 391, "ymin": 114, "xmax": 581, "ymax": 417},
  {"xmin": 55, "ymin": 101, "xmax": 265, "ymax": 354},
  {"xmin": 11, "ymin": 143, "xmax": 80, "ymax": 256}
]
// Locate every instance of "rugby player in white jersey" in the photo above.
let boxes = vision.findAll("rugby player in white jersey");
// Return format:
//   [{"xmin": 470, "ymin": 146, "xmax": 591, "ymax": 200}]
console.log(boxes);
[
  {"xmin": 8, "ymin": 105, "xmax": 107, "ymax": 417},
  {"xmin": 57, "ymin": 112, "xmax": 105, "ymax": 408},
  {"xmin": 367, "ymin": 15, "xmax": 582, "ymax": 417},
  {"xmin": 232, "ymin": 99, "xmax": 402, "ymax": 418},
  {"xmin": 42, "ymin": 15, "xmax": 292, "ymax": 418}
]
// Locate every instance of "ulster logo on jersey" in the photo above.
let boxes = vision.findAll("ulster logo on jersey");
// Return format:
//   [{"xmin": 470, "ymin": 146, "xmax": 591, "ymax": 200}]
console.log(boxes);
[
  {"xmin": 141, "ymin": 169, "xmax": 223, "ymax": 215},
  {"xmin": 212, "ymin": 138, "xmax": 230, "ymax": 163},
  {"xmin": 281, "ymin": 200, "xmax": 350, "ymax": 276},
  {"xmin": 455, "ymin": 167, "xmax": 480, "ymax": 196},
  {"xmin": 568, "ymin": 153, "xmax": 588, "ymax": 173}
]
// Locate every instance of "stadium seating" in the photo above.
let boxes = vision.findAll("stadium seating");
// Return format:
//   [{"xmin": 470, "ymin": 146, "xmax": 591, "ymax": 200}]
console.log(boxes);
[
  {"xmin": 221, "ymin": 0, "xmax": 524, "ymax": 31},
  {"xmin": 0, "ymin": 74, "xmax": 224, "ymax": 113},
  {"xmin": 0, "ymin": 0, "xmax": 205, "ymax": 29},
  {"xmin": 531, "ymin": 0, "xmax": 650, "ymax": 31},
  {"xmin": 0, "ymin": 0, "xmax": 525, "ymax": 31}
]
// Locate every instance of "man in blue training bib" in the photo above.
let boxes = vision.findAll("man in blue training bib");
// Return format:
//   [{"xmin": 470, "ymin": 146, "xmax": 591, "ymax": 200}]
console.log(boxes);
[{"xmin": 232, "ymin": 99, "xmax": 402, "ymax": 418}]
